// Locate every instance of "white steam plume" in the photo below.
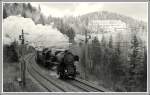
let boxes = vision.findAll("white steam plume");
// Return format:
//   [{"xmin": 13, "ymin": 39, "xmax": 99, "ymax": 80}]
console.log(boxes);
[{"xmin": 3, "ymin": 16, "xmax": 69, "ymax": 49}]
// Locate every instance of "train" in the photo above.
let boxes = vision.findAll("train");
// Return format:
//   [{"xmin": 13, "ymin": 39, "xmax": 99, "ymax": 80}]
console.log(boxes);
[
  {"xmin": 35, "ymin": 48, "xmax": 57, "ymax": 69},
  {"xmin": 35, "ymin": 48, "xmax": 79, "ymax": 79}
]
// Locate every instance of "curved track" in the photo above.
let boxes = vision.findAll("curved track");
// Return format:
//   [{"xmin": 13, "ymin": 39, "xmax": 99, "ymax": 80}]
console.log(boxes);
[
  {"xmin": 25, "ymin": 54, "xmax": 84, "ymax": 92},
  {"xmin": 25, "ymin": 54, "xmax": 62, "ymax": 92},
  {"xmin": 25, "ymin": 54, "xmax": 108, "ymax": 92}
]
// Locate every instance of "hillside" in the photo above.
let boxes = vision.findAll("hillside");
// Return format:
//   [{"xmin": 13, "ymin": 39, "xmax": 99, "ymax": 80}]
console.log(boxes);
[{"xmin": 77, "ymin": 11, "xmax": 147, "ymax": 29}]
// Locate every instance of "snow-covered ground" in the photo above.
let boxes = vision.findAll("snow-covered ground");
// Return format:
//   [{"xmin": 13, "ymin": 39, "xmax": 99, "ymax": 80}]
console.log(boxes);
[
  {"xmin": 3, "ymin": 16, "xmax": 70, "ymax": 49},
  {"xmin": 75, "ymin": 28, "xmax": 147, "ymax": 47}
]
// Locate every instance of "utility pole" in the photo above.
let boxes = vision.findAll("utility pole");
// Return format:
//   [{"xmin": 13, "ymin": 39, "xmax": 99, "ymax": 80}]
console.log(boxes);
[
  {"xmin": 84, "ymin": 18, "xmax": 90, "ymax": 80},
  {"xmin": 84, "ymin": 29, "xmax": 88, "ymax": 80},
  {"xmin": 19, "ymin": 29, "xmax": 26, "ymax": 87}
]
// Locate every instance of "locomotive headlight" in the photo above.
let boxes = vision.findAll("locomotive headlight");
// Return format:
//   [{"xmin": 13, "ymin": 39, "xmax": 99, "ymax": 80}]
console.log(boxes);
[{"xmin": 65, "ymin": 70, "xmax": 67, "ymax": 72}]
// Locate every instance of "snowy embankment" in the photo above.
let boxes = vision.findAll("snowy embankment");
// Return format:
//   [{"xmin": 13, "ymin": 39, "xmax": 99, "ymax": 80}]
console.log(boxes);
[{"xmin": 3, "ymin": 16, "xmax": 69, "ymax": 50}]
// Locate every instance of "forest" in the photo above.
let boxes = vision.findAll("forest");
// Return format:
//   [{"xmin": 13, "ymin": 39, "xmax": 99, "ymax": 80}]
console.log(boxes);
[{"xmin": 79, "ymin": 33, "xmax": 147, "ymax": 91}]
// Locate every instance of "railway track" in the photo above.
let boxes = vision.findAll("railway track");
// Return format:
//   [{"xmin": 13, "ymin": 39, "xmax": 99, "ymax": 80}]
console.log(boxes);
[
  {"xmin": 66, "ymin": 80, "xmax": 102, "ymax": 92},
  {"xmin": 66, "ymin": 80, "xmax": 99, "ymax": 92},
  {"xmin": 72, "ymin": 79, "xmax": 109, "ymax": 92},
  {"xmin": 25, "ymin": 54, "xmax": 84, "ymax": 92},
  {"xmin": 25, "ymin": 54, "xmax": 63, "ymax": 92},
  {"xmin": 64, "ymin": 75, "xmax": 109, "ymax": 92},
  {"xmin": 24, "ymin": 54, "xmax": 108, "ymax": 92}
]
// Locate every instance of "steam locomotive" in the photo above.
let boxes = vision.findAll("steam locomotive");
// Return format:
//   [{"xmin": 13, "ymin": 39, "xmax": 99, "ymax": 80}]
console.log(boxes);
[
  {"xmin": 56, "ymin": 50, "xmax": 79, "ymax": 79},
  {"xmin": 35, "ymin": 48, "xmax": 79, "ymax": 79}
]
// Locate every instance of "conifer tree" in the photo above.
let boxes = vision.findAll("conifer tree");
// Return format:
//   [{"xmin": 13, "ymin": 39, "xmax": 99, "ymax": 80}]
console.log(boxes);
[
  {"xmin": 109, "ymin": 35, "xmax": 113, "ymax": 48},
  {"xmin": 101, "ymin": 35, "xmax": 107, "ymax": 47},
  {"xmin": 3, "ymin": 7, "xmax": 7, "ymax": 18},
  {"xmin": 91, "ymin": 37, "xmax": 101, "ymax": 73},
  {"xmin": 127, "ymin": 34, "xmax": 143, "ymax": 91}
]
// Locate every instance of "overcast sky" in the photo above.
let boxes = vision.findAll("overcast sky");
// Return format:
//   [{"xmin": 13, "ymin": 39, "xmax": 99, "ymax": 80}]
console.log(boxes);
[{"xmin": 31, "ymin": 2, "xmax": 148, "ymax": 22}]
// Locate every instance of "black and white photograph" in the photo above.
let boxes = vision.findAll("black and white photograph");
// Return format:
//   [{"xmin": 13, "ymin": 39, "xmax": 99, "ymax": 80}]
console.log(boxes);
[{"xmin": 2, "ymin": 2, "xmax": 148, "ymax": 92}]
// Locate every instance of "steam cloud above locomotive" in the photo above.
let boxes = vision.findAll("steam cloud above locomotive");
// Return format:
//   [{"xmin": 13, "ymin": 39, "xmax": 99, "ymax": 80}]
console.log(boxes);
[{"xmin": 3, "ymin": 16, "xmax": 69, "ymax": 49}]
